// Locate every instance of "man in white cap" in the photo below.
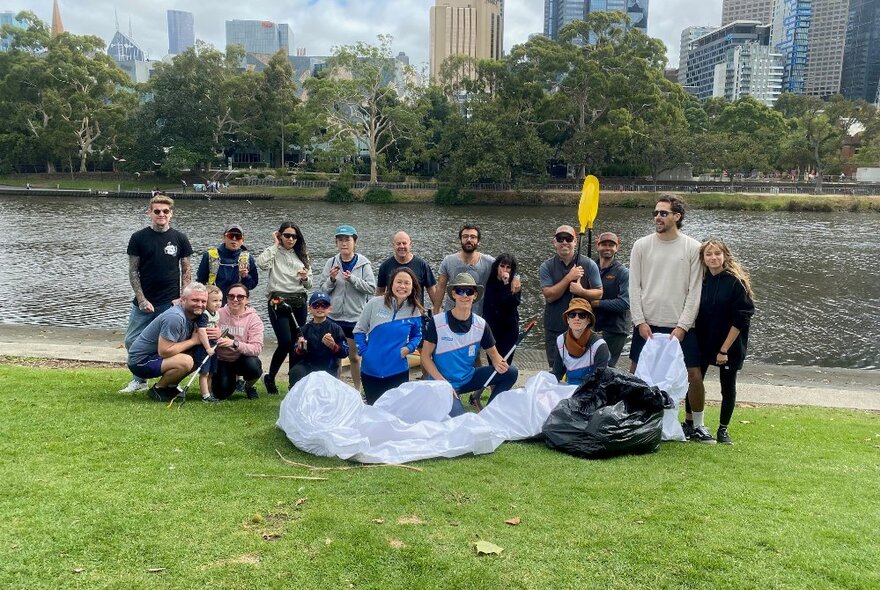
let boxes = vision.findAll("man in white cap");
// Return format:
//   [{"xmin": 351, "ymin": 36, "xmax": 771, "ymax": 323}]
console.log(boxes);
[{"xmin": 539, "ymin": 224, "xmax": 602, "ymax": 367}]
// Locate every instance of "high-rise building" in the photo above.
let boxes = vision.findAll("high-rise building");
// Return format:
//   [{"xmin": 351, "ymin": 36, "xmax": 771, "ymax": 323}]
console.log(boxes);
[
  {"xmin": 429, "ymin": 0, "xmax": 504, "ymax": 82},
  {"xmin": 1, "ymin": 11, "xmax": 25, "ymax": 51},
  {"xmin": 840, "ymin": 0, "xmax": 880, "ymax": 103},
  {"xmin": 167, "ymin": 10, "xmax": 194, "ymax": 55},
  {"xmin": 108, "ymin": 30, "xmax": 145, "ymax": 62},
  {"xmin": 721, "ymin": 0, "xmax": 775, "ymax": 25},
  {"xmin": 682, "ymin": 21, "xmax": 782, "ymax": 106},
  {"xmin": 804, "ymin": 0, "xmax": 850, "ymax": 97},
  {"xmin": 225, "ymin": 20, "xmax": 291, "ymax": 56},
  {"xmin": 678, "ymin": 26, "xmax": 717, "ymax": 86},
  {"xmin": 771, "ymin": 0, "xmax": 812, "ymax": 94},
  {"xmin": 543, "ymin": 0, "xmax": 648, "ymax": 41}
]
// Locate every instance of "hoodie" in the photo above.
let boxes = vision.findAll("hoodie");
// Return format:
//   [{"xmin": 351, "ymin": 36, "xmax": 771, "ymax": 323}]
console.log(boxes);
[
  {"xmin": 216, "ymin": 305, "xmax": 264, "ymax": 362},
  {"xmin": 319, "ymin": 253, "xmax": 376, "ymax": 324},
  {"xmin": 256, "ymin": 245, "xmax": 312, "ymax": 296}
]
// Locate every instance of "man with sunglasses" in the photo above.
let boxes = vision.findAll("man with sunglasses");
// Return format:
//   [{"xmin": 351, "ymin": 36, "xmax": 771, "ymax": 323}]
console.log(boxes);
[
  {"xmin": 196, "ymin": 223, "xmax": 259, "ymax": 303},
  {"xmin": 422, "ymin": 273, "xmax": 518, "ymax": 416},
  {"xmin": 539, "ymin": 224, "xmax": 603, "ymax": 367},
  {"xmin": 629, "ymin": 195, "xmax": 711, "ymax": 443},
  {"xmin": 119, "ymin": 193, "xmax": 193, "ymax": 394}
]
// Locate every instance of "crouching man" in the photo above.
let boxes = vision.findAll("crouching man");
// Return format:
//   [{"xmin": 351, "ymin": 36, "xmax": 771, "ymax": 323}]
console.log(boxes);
[
  {"xmin": 421, "ymin": 273, "xmax": 518, "ymax": 416},
  {"xmin": 126, "ymin": 283, "xmax": 208, "ymax": 401}
]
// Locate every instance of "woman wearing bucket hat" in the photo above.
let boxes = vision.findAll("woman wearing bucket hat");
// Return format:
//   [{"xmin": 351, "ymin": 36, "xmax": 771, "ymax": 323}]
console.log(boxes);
[
  {"xmin": 551, "ymin": 298, "xmax": 610, "ymax": 387},
  {"xmin": 320, "ymin": 224, "xmax": 376, "ymax": 390},
  {"xmin": 421, "ymin": 273, "xmax": 519, "ymax": 416}
]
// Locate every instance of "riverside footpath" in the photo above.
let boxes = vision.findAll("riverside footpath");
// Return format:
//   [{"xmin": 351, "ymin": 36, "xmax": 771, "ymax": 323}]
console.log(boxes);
[{"xmin": 1, "ymin": 324, "xmax": 877, "ymax": 411}]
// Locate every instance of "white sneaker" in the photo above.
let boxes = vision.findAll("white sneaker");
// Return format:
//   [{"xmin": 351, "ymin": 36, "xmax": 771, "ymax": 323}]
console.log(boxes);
[{"xmin": 118, "ymin": 378, "xmax": 148, "ymax": 394}]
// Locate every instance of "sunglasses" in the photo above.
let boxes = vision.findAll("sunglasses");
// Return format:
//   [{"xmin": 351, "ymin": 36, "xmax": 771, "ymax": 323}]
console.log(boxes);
[
  {"xmin": 310, "ymin": 301, "xmax": 330, "ymax": 309},
  {"xmin": 454, "ymin": 287, "xmax": 476, "ymax": 296},
  {"xmin": 225, "ymin": 232, "xmax": 244, "ymax": 240},
  {"xmin": 152, "ymin": 208, "xmax": 171, "ymax": 215},
  {"xmin": 567, "ymin": 311, "xmax": 590, "ymax": 319},
  {"xmin": 228, "ymin": 293, "xmax": 248, "ymax": 300},
  {"xmin": 555, "ymin": 234, "xmax": 575, "ymax": 243},
  {"xmin": 652, "ymin": 210, "xmax": 672, "ymax": 218},
  {"xmin": 281, "ymin": 232, "xmax": 297, "ymax": 239}
]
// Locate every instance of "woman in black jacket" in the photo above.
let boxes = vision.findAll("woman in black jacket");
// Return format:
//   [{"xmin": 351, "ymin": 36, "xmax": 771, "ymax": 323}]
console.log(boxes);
[
  {"xmin": 483, "ymin": 254, "xmax": 522, "ymax": 362},
  {"xmin": 693, "ymin": 239, "xmax": 756, "ymax": 445}
]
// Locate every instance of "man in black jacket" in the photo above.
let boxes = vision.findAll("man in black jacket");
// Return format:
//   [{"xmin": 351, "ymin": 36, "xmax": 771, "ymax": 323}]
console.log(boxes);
[{"xmin": 592, "ymin": 232, "xmax": 630, "ymax": 367}]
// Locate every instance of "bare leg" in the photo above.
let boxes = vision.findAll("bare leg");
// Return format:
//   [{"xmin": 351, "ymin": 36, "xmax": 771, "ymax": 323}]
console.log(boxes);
[
  {"xmin": 685, "ymin": 366, "xmax": 704, "ymax": 419},
  {"xmin": 346, "ymin": 337, "xmax": 361, "ymax": 390},
  {"xmin": 157, "ymin": 354, "xmax": 194, "ymax": 388}
]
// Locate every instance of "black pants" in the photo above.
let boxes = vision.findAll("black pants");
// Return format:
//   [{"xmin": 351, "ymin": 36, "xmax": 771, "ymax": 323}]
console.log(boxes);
[
  {"xmin": 361, "ymin": 370, "xmax": 409, "ymax": 405},
  {"xmin": 214, "ymin": 356, "xmax": 263, "ymax": 400},
  {"xmin": 289, "ymin": 361, "xmax": 339, "ymax": 388},
  {"xmin": 686, "ymin": 364, "xmax": 739, "ymax": 426},
  {"xmin": 267, "ymin": 298, "xmax": 307, "ymax": 380}
]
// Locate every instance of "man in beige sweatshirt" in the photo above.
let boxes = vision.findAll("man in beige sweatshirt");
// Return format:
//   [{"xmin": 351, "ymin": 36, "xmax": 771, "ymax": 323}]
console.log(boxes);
[{"xmin": 629, "ymin": 195, "xmax": 713, "ymax": 444}]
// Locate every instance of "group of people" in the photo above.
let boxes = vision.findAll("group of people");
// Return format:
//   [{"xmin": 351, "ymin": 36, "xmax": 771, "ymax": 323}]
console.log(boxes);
[{"xmin": 121, "ymin": 192, "xmax": 754, "ymax": 445}]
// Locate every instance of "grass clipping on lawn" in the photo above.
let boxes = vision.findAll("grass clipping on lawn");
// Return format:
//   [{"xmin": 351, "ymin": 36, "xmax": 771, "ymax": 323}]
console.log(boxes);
[{"xmin": 0, "ymin": 364, "xmax": 878, "ymax": 589}]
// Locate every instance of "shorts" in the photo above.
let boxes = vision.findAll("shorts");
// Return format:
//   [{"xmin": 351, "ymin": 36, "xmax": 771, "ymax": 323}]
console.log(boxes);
[
  {"xmin": 334, "ymin": 320, "xmax": 356, "ymax": 339},
  {"xmin": 128, "ymin": 356, "xmax": 163, "ymax": 379},
  {"xmin": 629, "ymin": 325, "xmax": 700, "ymax": 368}
]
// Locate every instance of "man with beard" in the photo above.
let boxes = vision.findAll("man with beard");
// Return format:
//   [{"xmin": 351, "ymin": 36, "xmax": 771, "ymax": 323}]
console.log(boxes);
[
  {"xmin": 435, "ymin": 225, "xmax": 494, "ymax": 317},
  {"xmin": 539, "ymin": 224, "xmax": 602, "ymax": 367},
  {"xmin": 629, "ymin": 195, "xmax": 710, "ymax": 442},
  {"xmin": 592, "ymin": 232, "xmax": 630, "ymax": 367}
]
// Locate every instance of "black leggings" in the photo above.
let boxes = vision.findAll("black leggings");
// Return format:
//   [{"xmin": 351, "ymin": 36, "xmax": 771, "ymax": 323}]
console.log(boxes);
[
  {"xmin": 214, "ymin": 356, "xmax": 263, "ymax": 400},
  {"xmin": 686, "ymin": 364, "xmax": 739, "ymax": 426},
  {"xmin": 361, "ymin": 370, "xmax": 409, "ymax": 405},
  {"xmin": 267, "ymin": 298, "xmax": 307, "ymax": 380}
]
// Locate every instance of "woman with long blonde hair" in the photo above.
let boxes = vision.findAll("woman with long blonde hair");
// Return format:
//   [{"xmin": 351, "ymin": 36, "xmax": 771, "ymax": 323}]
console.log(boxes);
[{"xmin": 690, "ymin": 239, "xmax": 756, "ymax": 444}]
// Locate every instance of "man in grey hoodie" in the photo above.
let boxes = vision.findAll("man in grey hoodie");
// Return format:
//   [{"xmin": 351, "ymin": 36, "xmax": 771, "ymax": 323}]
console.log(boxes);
[{"xmin": 319, "ymin": 225, "xmax": 376, "ymax": 390}]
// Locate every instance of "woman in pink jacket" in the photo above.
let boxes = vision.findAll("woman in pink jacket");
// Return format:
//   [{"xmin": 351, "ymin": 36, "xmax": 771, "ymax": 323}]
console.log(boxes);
[{"xmin": 213, "ymin": 283, "xmax": 265, "ymax": 400}]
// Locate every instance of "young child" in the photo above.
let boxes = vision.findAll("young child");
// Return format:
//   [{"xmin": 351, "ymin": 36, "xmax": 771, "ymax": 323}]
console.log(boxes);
[
  {"xmin": 287, "ymin": 292, "xmax": 349, "ymax": 390},
  {"xmin": 197, "ymin": 285, "xmax": 224, "ymax": 402}
]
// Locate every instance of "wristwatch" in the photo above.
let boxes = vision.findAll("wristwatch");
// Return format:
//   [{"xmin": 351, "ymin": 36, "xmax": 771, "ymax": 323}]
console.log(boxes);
[{"xmin": 232, "ymin": 340, "xmax": 239, "ymax": 350}]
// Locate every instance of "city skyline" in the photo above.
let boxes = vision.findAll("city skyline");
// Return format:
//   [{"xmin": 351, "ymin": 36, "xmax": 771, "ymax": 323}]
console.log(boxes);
[{"xmin": 9, "ymin": 0, "xmax": 723, "ymax": 69}]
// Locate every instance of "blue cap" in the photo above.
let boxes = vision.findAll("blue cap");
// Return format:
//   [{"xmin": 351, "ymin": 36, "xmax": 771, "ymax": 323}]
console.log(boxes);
[
  {"xmin": 334, "ymin": 224, "xmax": 357, "ymax": 237},
  {"xmin": 308, "ymin": 292, "xmax": 332, "ymax": 307}
]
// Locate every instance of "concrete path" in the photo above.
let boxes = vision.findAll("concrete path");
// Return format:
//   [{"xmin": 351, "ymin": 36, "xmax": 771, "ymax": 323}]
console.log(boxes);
[{"xmin": 1, "ymin": 324, "xmax": 877, "ymax": 411}]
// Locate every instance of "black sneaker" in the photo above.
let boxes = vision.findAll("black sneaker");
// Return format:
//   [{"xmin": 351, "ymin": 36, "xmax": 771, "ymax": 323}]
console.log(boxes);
[
  {"xmin": 691, "ymin": 425, "xmax": 717, "ymax": 444},
  {"xmin": 681, "ymin": 421, "xmax": 694, "ymax": 440},
  {"xmin": 245, "ymin": 384, "xmax": 259, "ymax": 399},
  {"xmin": 235, "ymin": 378, "xmax": 245, "ymax": 392},
  {"xmin": 717, "ymin": 426, "xmax": 733, "ymax": 445},
  {"xmin": 148, "ymin": 385, "xmax": 178, "ymax": 402},
  {"xmin": 263, "ymin": 374, "xmax": 278, "ymax": 395},
  {"xmin": 201, "ymin": 394, "xmax": 221, "ymax": 403}
]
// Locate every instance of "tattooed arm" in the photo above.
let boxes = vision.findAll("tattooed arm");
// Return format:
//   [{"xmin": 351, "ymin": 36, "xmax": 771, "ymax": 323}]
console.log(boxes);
[{"xmin": 129, "ymin": 255, "xmax": 153, "ymax": 312}]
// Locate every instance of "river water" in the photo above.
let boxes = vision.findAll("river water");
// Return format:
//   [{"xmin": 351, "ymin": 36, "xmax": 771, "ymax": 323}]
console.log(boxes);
[{"xmin": 2, "ymin": 195, "xmax": 878, "ymax": 370}]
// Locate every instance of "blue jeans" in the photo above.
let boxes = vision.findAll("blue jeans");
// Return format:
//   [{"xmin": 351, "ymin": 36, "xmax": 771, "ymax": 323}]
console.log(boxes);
[
  {"xmin": 448, "ymin": 365, "xmax": 520, "ymax": 417},
  {"xmin": 124, "ymin": 302, "xmax": 172, "ymax": 381}
]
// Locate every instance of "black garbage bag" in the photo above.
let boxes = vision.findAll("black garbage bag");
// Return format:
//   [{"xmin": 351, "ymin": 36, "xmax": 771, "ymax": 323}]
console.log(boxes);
[{"xmin": 542, "ymin": 366, "xmax": 672, "ymax": 459}]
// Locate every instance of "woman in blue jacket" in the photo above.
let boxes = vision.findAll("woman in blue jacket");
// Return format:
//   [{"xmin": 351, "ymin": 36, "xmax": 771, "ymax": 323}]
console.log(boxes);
[{"xmin": 354, "ymin": 267, "xmax": 423, "ymax": 405}]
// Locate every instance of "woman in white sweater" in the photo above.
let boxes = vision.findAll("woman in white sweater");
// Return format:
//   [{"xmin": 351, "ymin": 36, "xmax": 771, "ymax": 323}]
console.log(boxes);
[{"xmin": 256, "ymin": 222, "xmax": 312, "ymax": 394}]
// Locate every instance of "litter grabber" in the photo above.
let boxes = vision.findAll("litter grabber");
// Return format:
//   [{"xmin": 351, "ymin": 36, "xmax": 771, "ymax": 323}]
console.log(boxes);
[
  {"xmin": 470, "ymin": 319, "xmax": 538, "ymax": 410},
  {"xmin": 167, "ymin": 328, "xmax": 230, "ymax": 409}
]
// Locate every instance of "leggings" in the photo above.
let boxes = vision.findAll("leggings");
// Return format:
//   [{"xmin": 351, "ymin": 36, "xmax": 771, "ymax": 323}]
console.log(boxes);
[
  {"xmin": 214, "ymin": 356, "xmax": 263, "ymax": 400},
  {"xmin": 361, "ymin": 370, "xmax": 409, "ymax": 405},
  {"xmin": 686, "ymin": 364, "xmax": 739, "ymax": 426},
  {"xmin": 267, "ymin": 298, "xmax": 307, "ymax": 380}
]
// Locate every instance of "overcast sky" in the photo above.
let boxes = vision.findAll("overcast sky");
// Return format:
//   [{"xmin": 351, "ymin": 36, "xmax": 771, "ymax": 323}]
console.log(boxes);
[{"xmin": 16, "ymin": 0, "xmax": 723, "ymax": 71}]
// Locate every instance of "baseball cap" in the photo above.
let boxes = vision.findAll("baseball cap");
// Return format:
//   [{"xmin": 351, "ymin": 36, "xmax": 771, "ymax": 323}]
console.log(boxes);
[
  {"xmin": 334, "ymin": 225, "xmax": 357, "ymax": 237},
  {"xmin": 555, "ymin": 225, "xmax": 576, "ymax": 237},
  {"xmin": 224, "ymin": 223, "xmax": 243, "ymax": 235},
  {"xmin": 308, "ymin": 292, "xmax": 332, "ymax": 307},
  {"xmin": 597, "ymin": 232, "xmax": 620, "ymax": 245}
]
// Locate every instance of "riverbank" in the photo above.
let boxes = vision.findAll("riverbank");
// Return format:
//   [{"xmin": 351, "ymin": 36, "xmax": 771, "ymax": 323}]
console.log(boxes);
[{"xmin": 2, "ymin": 324, "xmax": 877, "ymax": 411}]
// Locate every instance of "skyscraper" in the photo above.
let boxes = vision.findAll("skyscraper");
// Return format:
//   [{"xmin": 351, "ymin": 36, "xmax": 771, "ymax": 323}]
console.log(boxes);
[
  {"xmin": 429, "ymin": 0, "xmax": 504, "ymax": 82},
  {"xmin": 167, "ymin": 10, "xmax": 194, "ymax": 55},
  {"xmin": 804, "ymin": 0, "xmax": 850, "ymax": 96},
  {"xmin": 225, "ymin": 20, "xmax": 291, "ymax": 56},
  {"xmin": 1, "ymin": 11, "xmax": 25, "ymax": 51},
  {"xmin": 678, "ymin": 26, "xmax": 717, "ymax": 86},
  {"xmin": 543, "ymin": 0, "xmax": 648, "ymax": 41},
  {"xmin": 840, "ymin": 0, "xmax": 880, "ymax": 102},
  {"xmin": 721, "ymin": 0, "xmax": 775, "ymax": 25},
  {"xmin": 771, "ymin": 0, "xmax": 812, "ymax": 94}
]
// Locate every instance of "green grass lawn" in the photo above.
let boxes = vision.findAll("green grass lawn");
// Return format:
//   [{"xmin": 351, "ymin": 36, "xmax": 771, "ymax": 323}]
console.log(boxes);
[{"xmin": 1, "ymin": 364, "xmax": 878, "ymax": 589}]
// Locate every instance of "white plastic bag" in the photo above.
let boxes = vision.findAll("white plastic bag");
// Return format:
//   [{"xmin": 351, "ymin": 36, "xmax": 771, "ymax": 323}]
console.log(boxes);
[
  {"xmin": 479, "ymin": 372, "xmax": 577, "ymax": 440},
  {"xmin": 634, "ymin": 337, "xmax": 689, "ymax": 442}
]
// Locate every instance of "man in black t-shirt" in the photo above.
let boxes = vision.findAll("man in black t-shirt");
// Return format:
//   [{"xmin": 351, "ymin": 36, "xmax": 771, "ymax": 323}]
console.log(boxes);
[
  {"xmin": 119, "ymin": 193, "xmax": 193, "ymax": 393},
  {"xmin": 375, "ymin": 231, "xmax": 438, "ymax": 307}
]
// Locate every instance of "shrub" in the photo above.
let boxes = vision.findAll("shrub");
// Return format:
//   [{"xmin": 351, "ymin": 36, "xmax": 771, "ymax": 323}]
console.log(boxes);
[
  {"xmin": 327, "ymin": 183, "xmax": 353, "ymax": 203},
  {"xmin": 363, "ymin": 187, "xmax": 394, "ymax": 204},
  {"xmin": 434, "ymin": 187, "xmax": 474, "ymax": 206}
]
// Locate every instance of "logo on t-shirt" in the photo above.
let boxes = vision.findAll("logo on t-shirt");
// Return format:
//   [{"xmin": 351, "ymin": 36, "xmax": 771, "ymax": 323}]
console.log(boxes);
[{"xmin": 164, "ymin": 242, "xmax": 178, "ymax": 256}]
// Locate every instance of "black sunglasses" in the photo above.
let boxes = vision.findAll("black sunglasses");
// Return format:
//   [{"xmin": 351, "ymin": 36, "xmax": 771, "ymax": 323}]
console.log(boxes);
[
  {"xmin": 555, "ymin": 234, "xmax": 575, "ymax": 243},
  {"xmin": 567, "ymin": 311, "xmax": 590, "ymax": 319},
  {"xmin": 281, "ymin": 232, "xmax": 297, "ymax": 239},
  {"xmin": 454, "ymin": 287, "xmax": 476, "ymax": 296},
  {"xmin": 152, "ymin": 208, "xmax": 171, "ymax": 215},
  {"xmin": 228, "ymin": 293, "xmax": 248, "ymax": 300},
  {"xmin": 652, "ymin": 210, "xmax": 672, "ymax": 218}
]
